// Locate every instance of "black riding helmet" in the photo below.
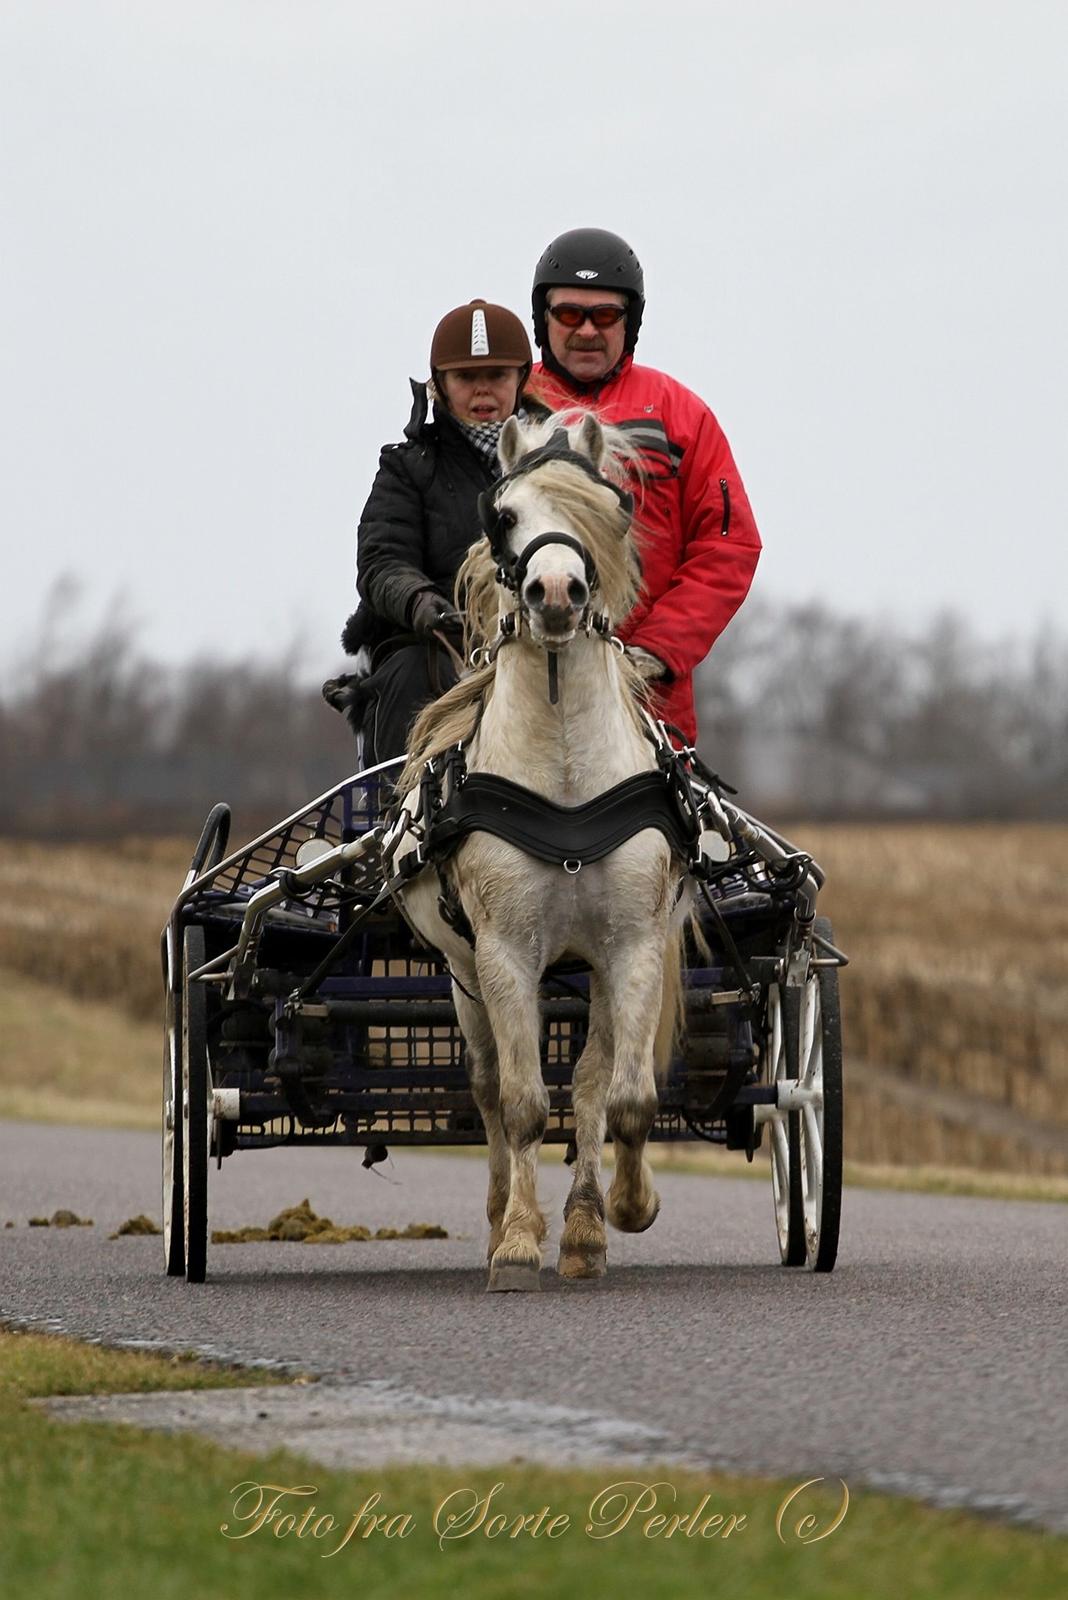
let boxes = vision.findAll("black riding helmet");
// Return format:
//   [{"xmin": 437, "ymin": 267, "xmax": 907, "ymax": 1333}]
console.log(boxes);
[{"xmin": 532, "ymin": 228, "xmax": 645, "ymax": 354}]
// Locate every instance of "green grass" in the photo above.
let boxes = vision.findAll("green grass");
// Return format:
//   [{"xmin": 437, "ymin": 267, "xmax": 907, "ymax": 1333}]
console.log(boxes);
[
  {"xmin": 1, "ymin": 1329, "xmax": 1065, "ymax": 1598},
  {"xmin": 0, "ymin": 1327, "xmax": 299, "ymax": 1397}
]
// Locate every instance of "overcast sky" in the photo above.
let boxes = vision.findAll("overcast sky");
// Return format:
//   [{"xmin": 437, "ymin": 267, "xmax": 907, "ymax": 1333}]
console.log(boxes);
[{"xmin": 3, "ymin": 1, "xmax": 1066, "ymax": 678}]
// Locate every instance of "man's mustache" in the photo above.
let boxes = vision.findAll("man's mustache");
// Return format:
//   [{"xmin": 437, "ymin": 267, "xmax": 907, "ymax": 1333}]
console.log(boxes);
[{"xmin": 566, "ymin": 335, "xmax": 606, "ymax": 351}]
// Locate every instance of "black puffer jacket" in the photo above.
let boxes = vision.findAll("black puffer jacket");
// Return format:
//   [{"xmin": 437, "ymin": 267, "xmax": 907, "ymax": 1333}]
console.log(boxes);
[{"xmin": 346, "ymin": 381, "xmax": 497, "ymax": 657}]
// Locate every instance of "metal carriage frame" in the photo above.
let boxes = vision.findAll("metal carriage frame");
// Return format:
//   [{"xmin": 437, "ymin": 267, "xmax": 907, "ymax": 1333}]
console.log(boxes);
[{"xmin": 162, "ymin": 758, "xmax": 847, "ymax": 1284}]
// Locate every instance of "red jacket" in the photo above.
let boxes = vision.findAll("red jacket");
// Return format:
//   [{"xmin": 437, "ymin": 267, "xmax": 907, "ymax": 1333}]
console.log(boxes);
[{"xmin": 529, "ymin": 356, "xmax": 761, "ymax": 742}]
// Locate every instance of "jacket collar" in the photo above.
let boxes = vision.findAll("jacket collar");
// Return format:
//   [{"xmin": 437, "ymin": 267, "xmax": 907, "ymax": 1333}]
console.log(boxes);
[
  {"xmin": 403, "ymin": 379, "xmax": 475, "ymax": 444},
  {"xmin": 404, "ymin": 378, "xmax": 431, "ymax": 440}
]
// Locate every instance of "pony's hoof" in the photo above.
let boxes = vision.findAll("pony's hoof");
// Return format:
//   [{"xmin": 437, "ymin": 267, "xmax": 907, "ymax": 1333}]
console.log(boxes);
[
  {"xmin": 487, "ymin": 1261, "xmax": 542, "ymax": 1293},
  {"xmin": 606, "ymin": 1190, "xmax": 660, "ymax": 1234},
  {"xmin": 557, "ymin": 1243, "xmax": 607, "ymax": 1279}
]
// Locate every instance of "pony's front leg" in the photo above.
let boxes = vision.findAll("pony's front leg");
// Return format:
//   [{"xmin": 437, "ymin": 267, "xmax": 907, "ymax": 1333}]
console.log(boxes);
[
  {"xmin": 453, "ymin": 988, "xmax": 508, "ymax": 1261},
  {"xmin": 604, "ymin": 940, "xmax": 668, "ymax": 1234},
  {"xmin": 559, "ymin": 977, "xmax": 611, "ymax": 1279},
  {"xmin": 475, "ymin": 937, "xmax": 548, "ymax": 1292}
]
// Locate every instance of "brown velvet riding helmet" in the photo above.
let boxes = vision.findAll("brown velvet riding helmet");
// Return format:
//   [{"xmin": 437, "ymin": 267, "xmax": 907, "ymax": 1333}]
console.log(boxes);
[{"xmin": 429, "ymin": 298, "xmax": 532, "ymax": 373}]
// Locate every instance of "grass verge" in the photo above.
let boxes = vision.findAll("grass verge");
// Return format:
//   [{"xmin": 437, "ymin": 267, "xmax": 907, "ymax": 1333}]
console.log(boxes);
[
  {"xmin": 2, "ymin": 1328, "xmax": 1065, "ymax": 1598},
  {"xmin": 0, "ymin": 1326, "xmax": 297, "ymax": 1397}
]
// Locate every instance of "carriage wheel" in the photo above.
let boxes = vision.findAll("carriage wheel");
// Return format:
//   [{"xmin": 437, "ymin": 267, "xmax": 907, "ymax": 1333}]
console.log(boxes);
[
  {"xmin": 161, "ymin": 926, "xmax": 185, "ymax": 1277},
  {"xmin": 181, "ymin": 925, "xmax": 213, "ymax": 1284},
  {"xmin": 797, "ymin": 917, "xmax": 844, "ymax": 1272},
  {"xmin": 766, "ymin": 984, "xmax": 805, "ymax": 1266}
]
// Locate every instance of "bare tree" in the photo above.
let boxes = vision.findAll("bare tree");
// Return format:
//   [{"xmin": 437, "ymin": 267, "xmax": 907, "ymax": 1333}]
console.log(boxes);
[{"xmin": 2, "ymin": 583, "xmax": 1065, "ymax": 834}]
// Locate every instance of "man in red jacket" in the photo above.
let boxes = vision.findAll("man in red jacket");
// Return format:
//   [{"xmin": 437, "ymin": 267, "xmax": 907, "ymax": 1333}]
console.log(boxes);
[{"xmin": 528, "ymin": 228, "xmax": 761, "ymax": 744}]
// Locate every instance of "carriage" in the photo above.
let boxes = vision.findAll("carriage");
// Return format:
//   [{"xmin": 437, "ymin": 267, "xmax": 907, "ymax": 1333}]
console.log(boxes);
[
  {"xmin": 163, "ymin": 410, "xmax": 847, "ymax": 1290},
  {"xmin": 161, "ymin": 755, "xmax": 847, "ymax": 1285}
]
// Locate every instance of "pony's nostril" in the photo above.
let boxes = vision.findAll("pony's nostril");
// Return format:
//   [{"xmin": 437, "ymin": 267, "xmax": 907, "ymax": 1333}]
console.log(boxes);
[
  {"xmin": 526, "ymin": 579, "xmax": 545, "ymax": 606},
  {"xmin": 567, "ymin": 578, "xmax": 588, "ymax": 607}
]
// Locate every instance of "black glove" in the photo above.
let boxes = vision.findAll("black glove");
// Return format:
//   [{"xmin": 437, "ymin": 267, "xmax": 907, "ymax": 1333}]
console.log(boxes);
[{"xmin": 410, "ymin": 590, "xmax": 462, "ymax": 639}]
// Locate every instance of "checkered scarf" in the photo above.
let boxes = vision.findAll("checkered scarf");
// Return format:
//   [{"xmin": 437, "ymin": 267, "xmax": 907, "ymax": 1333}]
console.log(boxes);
[{"xmin": 456, "ymin": 417, "xmax": 506, "ymax": 468}]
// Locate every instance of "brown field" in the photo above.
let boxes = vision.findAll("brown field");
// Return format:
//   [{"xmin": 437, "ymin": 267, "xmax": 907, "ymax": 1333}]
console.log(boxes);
[
  {"xmin": 1, "ymin": 825, "xmax": 1066, "ymax": 1177},
  {"xmin": 805, "ymin": 822, "xmax": 1068, "ymax": 1172}
]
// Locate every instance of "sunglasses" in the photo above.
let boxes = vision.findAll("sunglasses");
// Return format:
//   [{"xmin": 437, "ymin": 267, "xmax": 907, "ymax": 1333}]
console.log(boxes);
[{"xmin": 547, "ymin": 303, "xmax": 628, "ymax": 329}]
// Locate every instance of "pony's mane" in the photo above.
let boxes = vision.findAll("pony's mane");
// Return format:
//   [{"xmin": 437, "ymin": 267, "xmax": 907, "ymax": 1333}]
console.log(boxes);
[{"xmin": 397, "ymin": 411, "xmax": 649, "ymax": 794}]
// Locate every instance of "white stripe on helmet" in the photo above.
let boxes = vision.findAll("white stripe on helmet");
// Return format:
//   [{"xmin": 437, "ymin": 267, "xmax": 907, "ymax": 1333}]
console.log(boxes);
[{"xmin": 470, "ymin": 308, "xmax": 490, "ymax": 356}]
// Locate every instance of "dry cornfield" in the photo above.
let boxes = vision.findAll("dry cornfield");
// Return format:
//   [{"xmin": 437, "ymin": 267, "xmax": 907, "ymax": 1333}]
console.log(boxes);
[
  {"xmin": 1, "ymin": 825, "xmax": 1066, "ymax": 1175},
  {"xmin": 801, "ymin": 821, "xmax": 1068, "ymax": 1173}
]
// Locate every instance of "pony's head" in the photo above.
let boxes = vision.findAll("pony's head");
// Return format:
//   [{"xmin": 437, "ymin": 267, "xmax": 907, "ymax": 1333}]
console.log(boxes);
[{"xmin": 468, "ymin": 411, "xmax": 641, "ymax": 650}]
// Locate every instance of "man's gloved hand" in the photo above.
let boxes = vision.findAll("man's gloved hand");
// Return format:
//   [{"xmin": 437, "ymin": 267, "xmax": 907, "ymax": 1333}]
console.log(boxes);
[
  {"xmin": 410, "ymin": 590, "xmax": 462, "ymax": 639},
  {"xmin": 625, "ymin": 645, "xmax": 670, "ymax": 682}
]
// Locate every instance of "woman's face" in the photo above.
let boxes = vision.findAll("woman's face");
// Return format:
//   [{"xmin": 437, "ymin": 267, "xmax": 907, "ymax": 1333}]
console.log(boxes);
[{"xmin": 439, "ymin": 365, "xmax": 522, "ymax": 423}]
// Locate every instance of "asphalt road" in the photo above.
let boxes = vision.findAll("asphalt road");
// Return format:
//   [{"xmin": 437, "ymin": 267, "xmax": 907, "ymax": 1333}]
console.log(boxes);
[{"xmin": 2, "ymin": 1121, "xmax": 1065, "ymax": 1533}]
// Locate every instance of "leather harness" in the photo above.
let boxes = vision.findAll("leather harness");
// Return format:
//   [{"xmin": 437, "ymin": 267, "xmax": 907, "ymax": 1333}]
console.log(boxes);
[
  {"xmin": 422, "ymin": 742, "xmax": 698, "ymax": 870},
  {"xmin": 405, "ymin": 738, "xmax": 703, "ymax": 948}
]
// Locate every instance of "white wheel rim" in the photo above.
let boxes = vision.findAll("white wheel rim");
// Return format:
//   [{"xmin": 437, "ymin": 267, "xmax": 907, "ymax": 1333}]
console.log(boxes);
[
  {"xmin": 797, "ymin": 975, "xmax": 825, "ymax": 1263},
  {"xmin": 766, "ymin": 988, "xmax": 792, "ymax": 1255}
]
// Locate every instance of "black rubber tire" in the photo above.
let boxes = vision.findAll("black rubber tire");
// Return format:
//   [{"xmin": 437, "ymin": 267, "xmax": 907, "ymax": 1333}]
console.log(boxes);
[
  {"xmin": 807, "ymin": 916, "xmax": 844, "ymax": 1272},
  {"xmin": 181, "ymin": 925, "xmax": 210, "ymax": 1284},
  {"xmin": 165, "ymin": 802, "xmax": 228, "ymax": 1275},
  {"xmin": 162, "ymin": 927, "xmax": 185, "ymax": 1277}
]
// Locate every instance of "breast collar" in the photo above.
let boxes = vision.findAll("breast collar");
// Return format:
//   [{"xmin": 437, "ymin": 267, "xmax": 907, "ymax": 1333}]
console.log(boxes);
[{"xmin": 412, "ymin": 734, "xmax": 701, "ymax": 878}]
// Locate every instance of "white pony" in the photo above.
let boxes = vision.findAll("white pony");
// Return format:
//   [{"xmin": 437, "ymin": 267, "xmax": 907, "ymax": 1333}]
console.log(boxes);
[{"xmin": 394, "ymin": 411, "xmax": 690, "ymax": 1291}]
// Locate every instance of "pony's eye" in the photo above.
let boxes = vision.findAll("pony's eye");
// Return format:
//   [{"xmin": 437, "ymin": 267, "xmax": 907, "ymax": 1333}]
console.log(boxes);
[{"xmin": 496, "ymin": 508, "xmax": 516, "ymax": 532}]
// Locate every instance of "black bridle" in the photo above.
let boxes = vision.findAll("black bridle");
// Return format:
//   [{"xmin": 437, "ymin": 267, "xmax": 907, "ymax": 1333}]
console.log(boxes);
[{"xmin": 476, "ymin": 427, "xmax": 634, "ymax": 598}]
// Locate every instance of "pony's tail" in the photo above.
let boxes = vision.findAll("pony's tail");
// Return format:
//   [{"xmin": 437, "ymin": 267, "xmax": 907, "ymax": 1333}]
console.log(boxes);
[{"xmin": 654, "ymin": 924, "xmax": 686, "ymax": 1083}]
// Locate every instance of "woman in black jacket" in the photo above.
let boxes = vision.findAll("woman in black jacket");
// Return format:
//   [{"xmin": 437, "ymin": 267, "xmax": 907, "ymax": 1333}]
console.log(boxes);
[{"xmin": 327, "ymin": 299, "xmax": 534, "ymax": 768}]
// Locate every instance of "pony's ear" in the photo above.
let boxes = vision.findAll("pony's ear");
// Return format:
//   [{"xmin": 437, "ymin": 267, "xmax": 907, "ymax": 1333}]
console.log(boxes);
[
  {"xmin": 575, "ymin": 411, "xmax": 607, "ymax": 471},
  {"xmin": 497, "ymin": 415, "xmax": 524, "ymax": 475}
]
